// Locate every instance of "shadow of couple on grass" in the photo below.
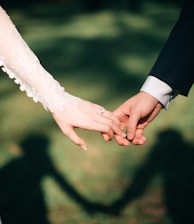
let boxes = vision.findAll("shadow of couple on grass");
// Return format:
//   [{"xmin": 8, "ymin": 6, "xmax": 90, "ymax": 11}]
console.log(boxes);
[
  {"xmin": 0, "ymin": 133, "xmax": 105, "ymax": 224},
  {"xmin": 0, "ymin": 128, "xmax": 194, "ymax": 224}
]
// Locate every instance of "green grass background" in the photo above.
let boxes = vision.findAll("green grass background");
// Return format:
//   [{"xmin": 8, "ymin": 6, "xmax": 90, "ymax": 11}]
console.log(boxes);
[{"xmin": 1, "ymin": 1, "xmax": 194, "ymax": 223}]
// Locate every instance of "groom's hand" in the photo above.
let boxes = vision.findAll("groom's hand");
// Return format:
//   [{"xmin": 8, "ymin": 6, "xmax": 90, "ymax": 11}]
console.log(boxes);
[{"xmin": 103, "ymin": 92, "xmax": 162, "ymax": 146}]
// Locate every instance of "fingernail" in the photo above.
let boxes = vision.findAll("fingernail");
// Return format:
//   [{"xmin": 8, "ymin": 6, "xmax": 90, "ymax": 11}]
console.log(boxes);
[
  {"xmin": 127, "ymin": 133, "xmax": 134, "ymax": 140},
  {"xmin": 81, "ymin": 145, "xmax": 87, "ymax": 151}
]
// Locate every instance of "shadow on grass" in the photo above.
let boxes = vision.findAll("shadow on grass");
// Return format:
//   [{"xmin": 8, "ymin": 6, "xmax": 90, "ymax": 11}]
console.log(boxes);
[
  {"xmin": 0, "ymin": 134, "xmax": 107, "ymax": 224},
  {"xmin": 107, "ymin": 129, "xmax": 194, "ymax": 223},
  {"xmin": 1, "ymin": 128, "xmax": 194, "ymax": 223}
]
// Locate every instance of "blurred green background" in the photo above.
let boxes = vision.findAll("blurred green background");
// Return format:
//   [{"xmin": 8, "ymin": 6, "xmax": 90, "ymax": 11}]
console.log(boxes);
[{"xmin": 1, "ymin": 1, "xmax": 194, "ymax": 223}]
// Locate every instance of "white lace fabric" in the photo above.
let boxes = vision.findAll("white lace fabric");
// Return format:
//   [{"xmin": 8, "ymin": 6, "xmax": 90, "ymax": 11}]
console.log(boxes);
[{"xmin": 0, "ymin": 6, "xmax": 78, "ymax": 112}]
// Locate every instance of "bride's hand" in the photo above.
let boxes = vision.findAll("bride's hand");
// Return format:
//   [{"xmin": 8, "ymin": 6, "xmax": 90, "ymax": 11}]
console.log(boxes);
[{"xmin": 52, "ymin": 98, "xmax": 123, "ymax": 150}]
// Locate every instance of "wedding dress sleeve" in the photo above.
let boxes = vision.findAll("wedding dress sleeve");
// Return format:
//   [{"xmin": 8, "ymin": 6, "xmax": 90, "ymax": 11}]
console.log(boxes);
[{"xmin": 0, "ymin": 6, "xmax": 80, "ymax": 112}]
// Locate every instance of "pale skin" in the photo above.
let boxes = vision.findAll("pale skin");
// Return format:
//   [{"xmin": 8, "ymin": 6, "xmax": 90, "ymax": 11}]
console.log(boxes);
[
  {"xmin": 52, "ymin": 101, "xmax": 124, "ymax": 150},
  {"xmin": 108, "ymin": 91, "xmax": 163, "ymax": 146},
  {"xmin": 0, "ymin": 6, "xmax": 124, "ymax": 150}
]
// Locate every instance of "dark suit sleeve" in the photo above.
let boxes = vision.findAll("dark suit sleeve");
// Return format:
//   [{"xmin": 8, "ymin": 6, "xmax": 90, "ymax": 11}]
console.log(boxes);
[{"xmin": 149, "ymin": 0, "xmax": 194, "ymax": 96}]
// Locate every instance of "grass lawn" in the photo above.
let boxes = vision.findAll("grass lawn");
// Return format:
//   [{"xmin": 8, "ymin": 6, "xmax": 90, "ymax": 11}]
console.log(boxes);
[{"xmin": 1, "ymin": 1, "xmax": 194, "ymax": 223}]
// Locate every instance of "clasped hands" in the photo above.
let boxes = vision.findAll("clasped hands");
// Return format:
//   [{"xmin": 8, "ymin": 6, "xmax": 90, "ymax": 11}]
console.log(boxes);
[{"xmin": 52, "ymin": 92, "xmax": 162, "ymax": 150}]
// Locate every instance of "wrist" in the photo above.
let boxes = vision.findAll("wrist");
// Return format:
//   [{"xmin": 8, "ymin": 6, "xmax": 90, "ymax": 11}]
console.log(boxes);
[
  {"xmin": 138, "ymin": 91, "xmax": 160, "ymax": 106},
  {"xmin": 140, "ymin": 76, "xmax": 173, "ymax": 109}
]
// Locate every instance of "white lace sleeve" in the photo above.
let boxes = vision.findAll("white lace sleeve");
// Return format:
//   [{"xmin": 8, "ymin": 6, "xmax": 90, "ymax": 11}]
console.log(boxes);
[{"xmin": 0, "ymin": 6, "xmax": 79, "ymax": 112}]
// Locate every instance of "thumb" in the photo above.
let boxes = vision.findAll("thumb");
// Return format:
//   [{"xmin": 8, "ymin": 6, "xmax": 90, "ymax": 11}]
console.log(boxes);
[
  {"xmin": 64, "ymin": 127, "xmax": 87, "ymax": 150},
  {"xmin": 127, "ymin": 112, "xmax": 139, "ymax": 141}
]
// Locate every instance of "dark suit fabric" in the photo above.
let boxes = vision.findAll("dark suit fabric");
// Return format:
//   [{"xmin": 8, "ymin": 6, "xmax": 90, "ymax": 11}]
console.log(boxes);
[{"xmin": 149, "ymin": 0, "xmax": 194, "ymax": 96}]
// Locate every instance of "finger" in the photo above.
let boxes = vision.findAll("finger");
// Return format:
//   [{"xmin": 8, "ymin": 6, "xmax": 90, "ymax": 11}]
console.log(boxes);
[
  {"xmin": 100, "ymin": 123, "xmax": 114, "ymax": 140},
  {"xmin": 85, "ymin": 118, "xmax": 115, "ymax": 140},
  {"xmin": 63, "ymin": 127, "xmax": 87, "ymax": 150},
  {"xmin": 101, "ymin": 133, "xmax": 111, "ymax": 142},
  {"xmin": 103, "ymin": 110, "xmax": 120, "ymax": 126},
  {"xmin": 131, "ymin": 129, "xmax": 146, "ymax": 145},
  {"xmin": 132, "ymin": 134, "xmax": 146, "ymax": 145},
  {"xmin": 114, "ymin": 134, "xmax": 130, "ymax": 146},
  {"xmin": 113, "ymin": 110, "xmax": 128, "ymax": 129},
  {"xmin": 88, "ymin": 110, "xmax": 116, "ymax": 138},
  {"xmin": 99, "ymin": 110, "xmax": 125, "ymax": 137},
  {"xmin": 126, "ymin": 112, "xmax": 140, "ymax": 140}
]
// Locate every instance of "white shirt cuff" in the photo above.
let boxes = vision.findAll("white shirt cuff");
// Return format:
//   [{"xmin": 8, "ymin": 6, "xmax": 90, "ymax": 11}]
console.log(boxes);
[{"xmin": 140, "ymin": 76, "xmax": 173, "ymax": 109}]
